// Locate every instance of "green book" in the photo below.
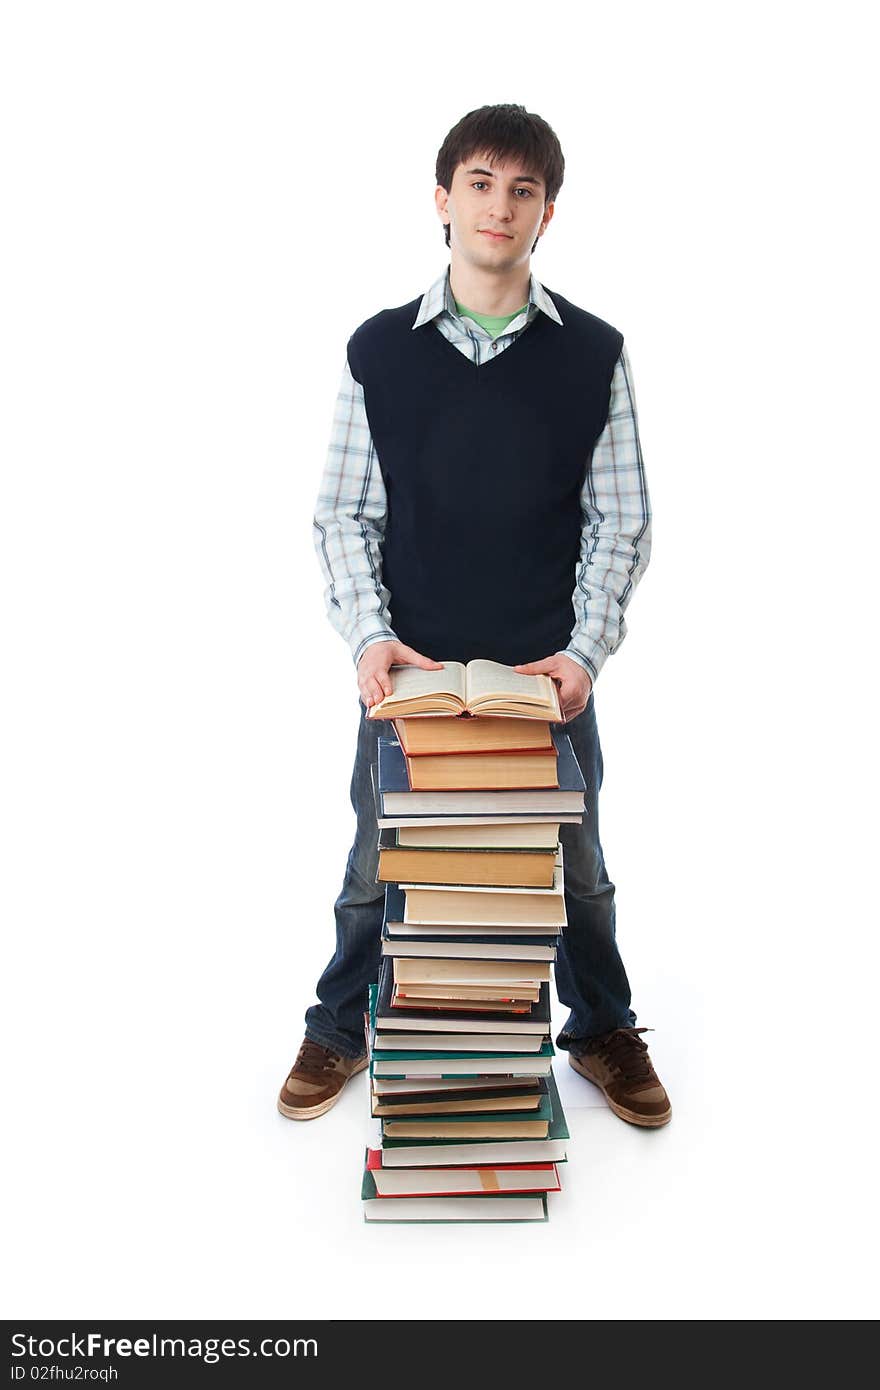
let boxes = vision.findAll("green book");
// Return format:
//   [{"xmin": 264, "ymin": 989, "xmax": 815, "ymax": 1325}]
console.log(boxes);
[
  {"xmin": 367, "ymin": 983, "xmax": 555, "ymax": 1074},
  {"xmin": 371, "ymin": 1040, "xmax": 555, "ymax": 1061},
  {"xmin": 373, "ymin": 1069, "xmax": 569, "ymax": 1164},
  {"xmin": 379, "ymin": 1068, "xmax": 568, "ymax": 1141},
  {"xmin": 372, "ymin": 1078, "xmax": 548, "ymax": 1115}
]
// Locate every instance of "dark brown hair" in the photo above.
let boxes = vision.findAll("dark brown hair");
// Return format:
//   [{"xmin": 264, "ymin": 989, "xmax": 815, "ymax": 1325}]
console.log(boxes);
[{"xmin": 435, "ymin": 103, "xmax": 565, "ymax": 252}]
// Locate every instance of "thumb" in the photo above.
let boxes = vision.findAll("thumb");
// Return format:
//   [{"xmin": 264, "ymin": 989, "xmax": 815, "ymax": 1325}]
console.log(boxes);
[
  {"xmin": 514, "ymin": 659, "xmax": 556, "ymax": 675},
  {"xmin": 396, "ymin": 644, "xmax": 444, "ymax": 670}
]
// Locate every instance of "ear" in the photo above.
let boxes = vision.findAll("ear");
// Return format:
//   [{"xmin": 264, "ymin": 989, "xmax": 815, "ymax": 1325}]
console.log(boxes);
[
  {"xmin": 538, "ymin": 201, "xmax": 555, "ymax": 236},
  {"xmin": 434, "ymin": 184, "xmax": 450, "ymax": 227}
]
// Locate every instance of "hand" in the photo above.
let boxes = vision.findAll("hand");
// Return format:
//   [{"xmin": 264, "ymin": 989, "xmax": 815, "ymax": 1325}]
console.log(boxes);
[
  {"xmin": 513, "ymin": 653, "xmax": 592, "ymax": 722},
  {"xmin": 357, "ymin": 640, "xmax": 444, "ymax": 711}
]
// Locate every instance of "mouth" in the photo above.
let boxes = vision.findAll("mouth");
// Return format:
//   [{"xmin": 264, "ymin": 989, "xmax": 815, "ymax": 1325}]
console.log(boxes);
[{"xmin": 479, "ymin": 231, "xmax": 512, "ymax": 241}]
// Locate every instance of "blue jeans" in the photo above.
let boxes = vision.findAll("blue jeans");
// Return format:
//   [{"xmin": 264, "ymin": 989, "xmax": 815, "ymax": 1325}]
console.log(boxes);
[{"xmin": 304, "ymin": 694, "xmax": 637, "ymax": 1058}]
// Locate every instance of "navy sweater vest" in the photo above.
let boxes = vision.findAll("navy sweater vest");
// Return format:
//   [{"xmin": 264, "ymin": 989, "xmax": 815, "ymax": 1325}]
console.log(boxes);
[{"xmin": 346, "ymin": 288, "xmax": 623, "ymax": 666}]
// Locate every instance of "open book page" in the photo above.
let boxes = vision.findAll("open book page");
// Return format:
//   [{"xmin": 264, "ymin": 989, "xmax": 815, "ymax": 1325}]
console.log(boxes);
[
  {"xmin": 383, "ymin": 661, "xmax": 467, "ymax": 704},
  {"xmin": 465, "ymin": 659, "xmax": 556, "ymax": 708}
]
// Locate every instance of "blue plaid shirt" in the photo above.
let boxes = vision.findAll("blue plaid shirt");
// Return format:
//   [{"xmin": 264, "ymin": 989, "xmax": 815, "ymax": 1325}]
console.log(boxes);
[{"xmin": 312, "ymin": 266, "xmax": 652, "ymax": 683}]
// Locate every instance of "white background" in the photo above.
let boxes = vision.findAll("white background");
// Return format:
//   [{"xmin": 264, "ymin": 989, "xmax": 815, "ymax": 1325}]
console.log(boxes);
[{"xmin": 2, "ymin": 0, "xmax": 877, "ymax": 1320}]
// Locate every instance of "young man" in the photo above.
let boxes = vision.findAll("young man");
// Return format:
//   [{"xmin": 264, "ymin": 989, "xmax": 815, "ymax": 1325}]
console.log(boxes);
[{"xmin": 278, "ymin": 104, "xmax": 671, "ymax": 1128}]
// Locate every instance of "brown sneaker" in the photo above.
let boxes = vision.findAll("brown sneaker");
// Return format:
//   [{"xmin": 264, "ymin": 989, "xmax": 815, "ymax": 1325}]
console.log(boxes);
[
  {"xmin": 568, "ymin": 1027, "xmax": 672, "ymax": 1128},
  {"xmin": 277, "ymin": 1038, "xmax": 369, "ymax": 1121}
]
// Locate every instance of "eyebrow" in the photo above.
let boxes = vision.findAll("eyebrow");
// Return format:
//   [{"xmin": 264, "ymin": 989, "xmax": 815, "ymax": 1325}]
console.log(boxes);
[{"xmin": 465, "ymin": 166, "xmax": 543, "ymax": 187}]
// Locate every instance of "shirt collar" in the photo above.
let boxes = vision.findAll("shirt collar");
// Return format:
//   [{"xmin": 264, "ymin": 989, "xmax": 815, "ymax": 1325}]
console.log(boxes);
[{"xmin": 411, "ymin": 265, "xmax": 563, "ymax": 330}]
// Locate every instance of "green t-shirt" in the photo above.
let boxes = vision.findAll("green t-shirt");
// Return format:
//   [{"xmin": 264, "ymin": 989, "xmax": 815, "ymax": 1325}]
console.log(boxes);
[{"xmin": 454, "ymin": 298, "xmax": 528, "ymax": 340}]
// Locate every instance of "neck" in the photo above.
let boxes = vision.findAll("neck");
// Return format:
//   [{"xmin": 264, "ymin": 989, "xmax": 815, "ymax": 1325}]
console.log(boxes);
[{"xmin": 448, "ymin": 256, "xmax": 531, "ymax": 316}]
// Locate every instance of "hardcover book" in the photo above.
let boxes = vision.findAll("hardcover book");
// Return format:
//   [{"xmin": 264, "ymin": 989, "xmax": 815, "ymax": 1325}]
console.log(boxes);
[
  {"xmin": 402, "ymin": 747, "xmax": 559, "ymax": 793},
  {"xmin": 367, "ymin": 659, "xmax": 562, "ymax": 722},
  {"xmin": 380, "ymin": 1091, "xmax": 553, "ymax": 1139},
  {"xmin": 396, "ymin": 821, "xmax": 560, "ymax": 849},
  {"xmin": 393, "ymin": 716, "xmax": 554, "ymax": 757},
  {"xmin": 367, "ymin": 1070, "xmax": 569, "ymax": 1166},
  {"xmin": 401, "ymin": 876, "xmax": 567, "ymax": 929},
  {"xmin": 371, "ymin": 764, "xmax": 580, "ymax": 830},
  {"xmin": 367, "ymin": 984, "xmax": 555, "ymax": 1076},
  {"xmin": 375, "ymin": 957, "xmax": 551, "ymax": 1034},
  {"xmin": 376, "ymin": 829, "xmax": 558, "ymax": 888},
  {"xmin": 376, "ymin": 732, "xmax": 585, "ymax": 816},
  {"xmin": 365, "ymin": 1149, "xmax": 561, "ymax": 1197},
  {"xmin": 383, "ymin": 885, "xmax": 561, "ymax": 944},
  {"xmin": 370, "ymin": 1075, "xmax": 547, "ymax": 1097},
  {"xmin": 370, "ymin": 1080, "xmax": 548, "ymax": 1116},
  {"xmin": 362, "ymin": 1173, "xmax": 549, "ymax": 1222}
]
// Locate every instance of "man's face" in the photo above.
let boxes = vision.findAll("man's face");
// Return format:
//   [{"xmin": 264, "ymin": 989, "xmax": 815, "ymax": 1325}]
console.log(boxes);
[{"xmin": 436, "ymin": 150, "xmax": 554, "ymax": 269}]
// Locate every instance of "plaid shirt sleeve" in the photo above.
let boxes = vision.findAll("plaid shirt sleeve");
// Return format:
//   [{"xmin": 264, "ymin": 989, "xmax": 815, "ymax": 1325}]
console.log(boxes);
[
  {"xmin": 311, "ymin": 356, "xmax": 398, "ymax": 666},
  {"xmin": 561, "ymin": 342, "xmax": 653, "ymax": 684}
]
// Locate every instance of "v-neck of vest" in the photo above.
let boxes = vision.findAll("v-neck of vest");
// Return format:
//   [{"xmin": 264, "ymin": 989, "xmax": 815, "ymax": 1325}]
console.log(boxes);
[{"xmin": 423, "ymin": 305, "xmax": 552, "ymax": 372}]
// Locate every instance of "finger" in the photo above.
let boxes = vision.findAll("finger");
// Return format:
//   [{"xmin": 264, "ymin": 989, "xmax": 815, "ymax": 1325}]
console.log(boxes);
[
  {"xmin": 397, "ymin": 645, "xmax": 444, "ymax": 669},
  {"xmin": 361, "ymin": 677, "xmax": 386, "ymax": 709},
  {"xmin": 514, "ymin": 660, "xmax": 553, "ymax": 674}
]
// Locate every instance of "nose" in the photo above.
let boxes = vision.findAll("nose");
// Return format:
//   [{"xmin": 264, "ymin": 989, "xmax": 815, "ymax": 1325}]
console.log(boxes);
[{"xmin": 487, "ymin": 194, "xmax": 514, "ymax": 222}]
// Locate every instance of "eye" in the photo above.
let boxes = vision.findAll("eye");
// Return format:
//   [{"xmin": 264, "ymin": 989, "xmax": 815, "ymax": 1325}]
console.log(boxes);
[{"xmin": 471, "ymin": 181, "xmax": 533, "ymax": 197}]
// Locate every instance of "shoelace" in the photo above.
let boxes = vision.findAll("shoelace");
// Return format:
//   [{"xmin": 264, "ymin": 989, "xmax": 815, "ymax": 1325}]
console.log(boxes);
[
  {"xmin": 293, "ymin": 1040, "xmax": 341, "ymax": 1078},
  {"xmin": 590, "ymin": 1027, "xmax": 655, "ymax": 1083}
]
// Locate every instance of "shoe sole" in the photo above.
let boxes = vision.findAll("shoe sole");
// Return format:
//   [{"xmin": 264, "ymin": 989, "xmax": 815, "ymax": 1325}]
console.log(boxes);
[
  {"xmin": 277, "ymin": 1054, "xmax": 369, "ymax": 1121},
  {"xmin": 568, "ymin": 1053, "xmax": 672, "ymax": 1128}
]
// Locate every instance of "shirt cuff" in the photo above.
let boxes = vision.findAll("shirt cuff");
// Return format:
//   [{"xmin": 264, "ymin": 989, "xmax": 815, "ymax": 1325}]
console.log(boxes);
[
  {"xmin": 351, "ymin": 622, "xmax": 398, "ymax": 667},
  {"xmin": 559, "ymin": 643, "xmax": 604, "ymax": 685}
]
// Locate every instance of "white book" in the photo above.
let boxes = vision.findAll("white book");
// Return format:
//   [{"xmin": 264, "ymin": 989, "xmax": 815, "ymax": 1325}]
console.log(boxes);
[
  {"xmin": 366, "ymin": 659, "xmax": 562, "ymax": 721},
  {"xmin": 401, "ymin": 855, "xmax": 567, "ymax": 929},
  {"xmin": 371, "ymin": 766, "xmax": 581, "ymax": 829},
  {"xmin": 363, "ymin": 1195, "xmax": 547, "ymax": 1222},
  {"xmin": 396, "ymin": 822, "xmax": 560, "ymax": 849},
  {"xmin": 378, "ymin": 812, "xmax": 581, "ymax": 829},
  {"xmin": 371, "ymin": 1075, "xmax": 542, "ymax": 1096},
  {"xmin": 381, "ymin": 940, "xmax": 557, "ymax": 961},
  {"xmin": 375, "ymin": 1015, "xmax": 549, "ymax": 1035},
  {"xmin": 404, "ymin": 895, "xmax": 567, "ymax": 928},
  {"xmin": 371, "ymin": 1054, "xmax": 553, "ymax": 1076},
  {"xmin": 370, "ymin": 1165, "xmax": 559, "ymax": 1197},
  {"xmin": 383, "ymin": 790, "xmax": 584, "ymax": 815},
  {"xmin": 393, "ymin": 958, "xmax": 552, "ymax": 985},
  {"xmin": 385, "ymin": 920, "xmax": 560, "ymax": 937}
]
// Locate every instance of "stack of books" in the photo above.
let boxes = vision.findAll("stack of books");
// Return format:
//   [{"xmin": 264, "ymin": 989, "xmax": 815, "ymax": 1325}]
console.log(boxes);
[{"xmin": 358, "ymin": 659, "xmax": 586, "ymax": 1223}]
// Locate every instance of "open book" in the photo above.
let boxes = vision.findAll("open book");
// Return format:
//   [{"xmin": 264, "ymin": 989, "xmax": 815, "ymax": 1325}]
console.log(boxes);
[{"xmin": 367, "ymin": 659, "xmax": 562, "ymax": 722}]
